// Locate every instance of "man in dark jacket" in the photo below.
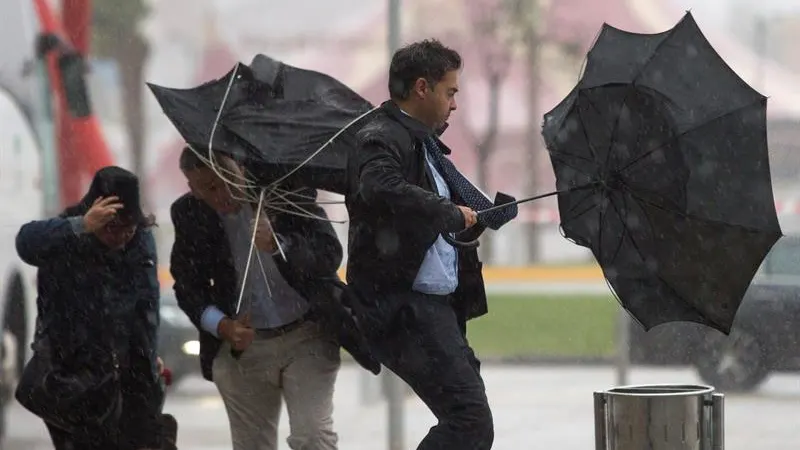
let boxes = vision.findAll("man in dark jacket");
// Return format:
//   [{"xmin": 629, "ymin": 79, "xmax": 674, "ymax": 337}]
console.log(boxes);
[
  {"xmin": 170, "ymin": 148, "xmax": 377, "ymax": 450},
  {"xmin": 346, "ymin": 39, "xmax": 515, "ymax": 450}
]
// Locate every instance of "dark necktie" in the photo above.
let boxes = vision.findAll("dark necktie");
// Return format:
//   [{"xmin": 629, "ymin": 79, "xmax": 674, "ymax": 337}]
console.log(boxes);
[{"xmin": 425, "ymin": 137, "xmax": 517, "ymax": 230}]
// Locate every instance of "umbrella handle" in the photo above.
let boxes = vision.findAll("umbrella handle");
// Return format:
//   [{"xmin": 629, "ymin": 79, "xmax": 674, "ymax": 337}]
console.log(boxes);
[{"xmin": 442, "ymin": 233, "xmax": 480, "ymax": 249}]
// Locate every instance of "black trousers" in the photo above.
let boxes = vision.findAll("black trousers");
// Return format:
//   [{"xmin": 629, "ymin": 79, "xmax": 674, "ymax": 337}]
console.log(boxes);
[
  {"xmin": 46, "ymin": 360, "xmax": 164, "ymax": 450},
  {"xmin": 365, "ymin": 291, "xmax": 494, "ymax": 450}
]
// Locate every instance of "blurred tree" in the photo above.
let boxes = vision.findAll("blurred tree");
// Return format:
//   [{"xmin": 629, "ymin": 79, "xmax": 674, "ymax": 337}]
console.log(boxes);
[
  {"xmin": 466, "ymin": 0, "xmax": 514, "ymax": 262},
  {"xmin": 504, "ymin": 0, "xmax": 543, "ymax": 262},
  {"xmin": 91, "ymin": 0, "xmax": 150, "ymax": 203}
]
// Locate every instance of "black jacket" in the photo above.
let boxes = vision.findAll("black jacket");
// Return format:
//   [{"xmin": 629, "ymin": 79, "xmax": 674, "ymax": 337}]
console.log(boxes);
[
  {"xmin": 15, "ymin": 217, "xmax": 164, "ymax": 446},
  {"xmin": 345, "ymin": 100, "xmax": 488, "ymax": 322},
  {"xmin": 16, "ymin": 217, "xmax": 160, "ymax": 372},
  {"xmin": 170, "ymin": 189, "xmax": 379, "ymax": 381}
]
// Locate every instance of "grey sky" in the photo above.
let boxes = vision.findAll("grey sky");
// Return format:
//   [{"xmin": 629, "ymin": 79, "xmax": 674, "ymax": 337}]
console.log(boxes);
[{"xmin": 671, "ymin": 0, "xmax": 800, "ymax": 26}]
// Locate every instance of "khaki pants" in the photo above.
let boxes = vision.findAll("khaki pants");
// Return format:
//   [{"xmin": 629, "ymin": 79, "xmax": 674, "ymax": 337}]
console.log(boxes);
[{"xmin": 213, "ymin": 321, "xmax": 341, "ymax": 450}]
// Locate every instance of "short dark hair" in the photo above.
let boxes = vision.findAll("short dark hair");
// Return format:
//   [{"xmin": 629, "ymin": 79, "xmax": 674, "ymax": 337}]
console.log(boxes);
[
  {"xmin": 179, "ymin": 146, "xmax": 209, "ymax": 172},
  {"xmin": 388, "ymin": 39, "xmax": 462, "ymax": 101}
]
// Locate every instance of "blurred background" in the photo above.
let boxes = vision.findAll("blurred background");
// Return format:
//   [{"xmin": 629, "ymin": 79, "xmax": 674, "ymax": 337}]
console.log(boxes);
[
  {"xmin": 138, "ymin": 0, "xmax": 800, "ymax": 266},
  {"xmin": 0, "ymin": 0, "xmax": 798, "ymax": 449}
]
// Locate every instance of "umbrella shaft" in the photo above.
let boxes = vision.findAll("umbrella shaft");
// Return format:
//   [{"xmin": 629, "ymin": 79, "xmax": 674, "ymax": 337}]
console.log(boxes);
[{"xmin": 476, "ymin": 183, "xmax": 596, "ymax": 215}]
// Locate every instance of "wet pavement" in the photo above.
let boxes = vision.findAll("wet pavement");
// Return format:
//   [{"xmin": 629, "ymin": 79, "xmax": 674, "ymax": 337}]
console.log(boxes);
[{"xmin": 5, "ymin": 363, "xmax": 799, "ymax": 449}]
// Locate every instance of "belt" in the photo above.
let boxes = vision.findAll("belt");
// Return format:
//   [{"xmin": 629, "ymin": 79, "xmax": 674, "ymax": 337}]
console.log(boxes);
[{"xmin": 253, "ymin": 312, "xmax": 312, "ymax": 339}]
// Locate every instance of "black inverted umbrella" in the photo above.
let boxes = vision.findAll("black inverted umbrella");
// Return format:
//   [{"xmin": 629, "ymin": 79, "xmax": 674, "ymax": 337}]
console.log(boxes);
[
  {"xmin": 148, "ymin": 65, "xmax": 252, "ymax": 156},
  {"xmin": 147, "ymin": 54, "xmax": 374, "ymax": 194},
  {"xmin": 222, "ymin": 98, "xmax": 371, "ymax": 194},
  {"xmin": 540, "ymin": 12, "xmax": 782, "ymax": 334}
]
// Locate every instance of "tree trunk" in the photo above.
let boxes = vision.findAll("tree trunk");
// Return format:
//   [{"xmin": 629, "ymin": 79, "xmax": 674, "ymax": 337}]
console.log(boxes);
[
  {"xmin": 523, "ymin": 16, "xmax": 541, "ymax": 263},
  {"xmin": 475, "ymin": 147, "xmax": 492, "ymax": 262},
  {"xmin": 476, "ymin": 72, "xmax": 502, "ymax": 263},
  {"xmin": 117, "ymin": 35, "xmax": 149, "ymax": 208}
]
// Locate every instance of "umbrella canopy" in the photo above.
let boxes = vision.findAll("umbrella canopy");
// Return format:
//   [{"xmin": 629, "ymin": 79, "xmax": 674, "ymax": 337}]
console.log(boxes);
[
  {"xmin": 147, "ymin": 54, "xmax": 374, "ymax": 194},
  {"xmin": 542, "ymin": 12, "xmax": 782, "ymax": 334}
]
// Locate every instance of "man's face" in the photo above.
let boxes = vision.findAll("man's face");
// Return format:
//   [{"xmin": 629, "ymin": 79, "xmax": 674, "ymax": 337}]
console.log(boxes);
[
  {"xmin": 418, "ymin": 69, "xmax": 459, "ymax": 129},
  {"xmin": 184, "ymin": 166, "xmax": 241, "ymax": 214}
]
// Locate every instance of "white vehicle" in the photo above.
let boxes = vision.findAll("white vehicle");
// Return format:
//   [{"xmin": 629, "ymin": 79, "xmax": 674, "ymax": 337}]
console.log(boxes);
[
  {"xmin": 0, "ymin": 0, "xmax": 56, "ymax": 442},
  {"xmin": 0, "ymin": 87, "xmax": 46, "ymax": 438}
]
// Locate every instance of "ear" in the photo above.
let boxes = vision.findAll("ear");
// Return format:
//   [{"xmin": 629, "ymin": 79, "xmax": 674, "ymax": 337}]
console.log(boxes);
[{"xmin": 413, "ymin": 77, "xmax": 429, "ymax": 99}]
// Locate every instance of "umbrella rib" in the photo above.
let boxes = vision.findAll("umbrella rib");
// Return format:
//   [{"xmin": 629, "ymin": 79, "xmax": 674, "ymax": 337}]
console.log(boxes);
[
  {"xmin": 620, "ymin": 189, "xmax": 722, "ymax": 330},
  {"xmin": 206, "ymin": 62, "xmax": 265, "ymax": 193},
  {"xmin": 601, "ymin": 86, "xmax": 637, "ymax": 173},
  {"xmin": 604, "ymin": 192, "xmax": 631, "ymax": 265},
  {"xmin": 262, "ymin": 201, "xmax": 347, "ymax": 224},
  {"xmin": 623, "ymin": 184, "xmax": 768, "ymax": 235},
  {"xmin": 235, "ymin": 188, "xmax": 267, "ymax": 315},
  {"xmin": 264, "ymin": 106, "xmax": 379, "ymax": 192},
  {"xmin": 186, "ymin": 143, "xmax": 258, "ymax": 193},
  {"xmin": 549, "ymin": 146, "xmax": 598, "ymax": 164},
  {"xmin": 268, "ymin": 187, "xmax": 345, "ymax": 204},
  {"xmin": 560, "ymin": 202, "xmax": 600, "ymax": 228},
  {"xmin": 264, "ymin": 187, "xmax": 346, "ymax": 212},
  {"xmin": 264, "ymin": 186, "xmax": 302, "ymax": 205},
  {"xmin": 575, "ymin": 99, "xmax": 601, "ymax": 164},
  {"xmin": 268, "ymin": 199, "xmax": 345, "ymax": 206},
  {"xmin": 548, "ymin": 151, "xmax": 600, "ymax": 177},
  {"xmin": 582, "ymin": 94, "xmax": 618, "ymax": 138},
  {"xmin": 599, "ymin": 192, "xmax": 647, "ymax": 330},
  {"xmin": 595, "ymin": 194, "xmax": 607, "ymax": 265},
  {"xmin": 618, "ymin": 98, "xmax": 765, "ymax": 174},
  {"xmin": 561, "ymin": 189, "xmax": 597, "ymax": 219},
  {"xmin": 270, "ymin": 187, "xmax": 318, "ymax": 201},
  {"xmin": 264, "ymin": 186, "xmax": 311, "ymax": 203},
  {"xmin": 598, "ymin": 21, "xmax": 680, "ymax": 174},
  {"xmin": 629, "ymin": 23, "xmax": 681, "ymax": 87}
]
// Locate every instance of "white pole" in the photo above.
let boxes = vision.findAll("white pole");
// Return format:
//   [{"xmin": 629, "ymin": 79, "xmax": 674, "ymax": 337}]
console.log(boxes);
[
  {"xmin": 385, "ymin": 2, "xmax": 405, "ymax": 450},
  {"xmin": 615, "ymin": 308, "xmax": 630, "ymax": 386}
]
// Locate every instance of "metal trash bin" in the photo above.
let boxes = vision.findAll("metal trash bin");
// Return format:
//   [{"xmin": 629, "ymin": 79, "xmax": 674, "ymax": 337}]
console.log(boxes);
[{"xmin": 594, "ymin": 384, "xmax": 724, "ymax": 450}]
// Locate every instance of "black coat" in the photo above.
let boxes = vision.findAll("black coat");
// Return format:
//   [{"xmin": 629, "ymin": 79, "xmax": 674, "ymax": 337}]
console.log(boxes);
[
  {"xmin": 16, "ymin": 217, "xmax": 160, "ymax": 373},
  {"xmin": 169, "ymin": 189, "xmax": 380, "ymax": 381},
  {"xmin": 15, "ymin": 217, "xmax": 163, "ymax": 447},
  {"xmin": 345, "ymin": 100, "xmax": 488, "ymax": 323}
]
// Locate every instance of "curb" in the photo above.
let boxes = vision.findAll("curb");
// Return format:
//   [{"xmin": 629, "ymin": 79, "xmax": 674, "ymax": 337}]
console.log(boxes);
[
  {"xmin": 332, "ymin": 265, "xmax": 604, "ymax": 284},
  {"xmin": 340, "ymin": 354, "xmax": 614, "ymax": 368},
  {"xmin": 479, "ymin": 355, "xmax": 614, "ymax": 366},
  {"xmin": 159, "ymin": 265, "xmax": 606, "ymax": 286}
]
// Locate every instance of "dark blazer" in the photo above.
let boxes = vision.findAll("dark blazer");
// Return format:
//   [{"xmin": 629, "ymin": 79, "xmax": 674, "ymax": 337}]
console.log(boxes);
[
  {"xmin": 170, "ymin": 188, "xmax": 380, "ymax": 381},
  {"xmin": 345, "ymin": 100, "xmax": 489, "ymax": 324}
]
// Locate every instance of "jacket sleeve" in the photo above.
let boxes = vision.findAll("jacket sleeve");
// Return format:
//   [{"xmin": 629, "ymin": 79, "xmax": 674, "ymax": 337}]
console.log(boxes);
[
  {"xmin": 15, "ymin": 217, "xmax": 89, "ymax": 267},
  {"xmin": 141, "ymin": 230, "xmax": 161, "ymax": 351},
  {"xmin": 273, "ymin": 189, "xmax": 343, "ymax": 279},
  {"xmin": 169, "ymin": 200, "xmax": 213, "ymax": 329},
  {"xmin": 131, "ymin": 229, "xmax": 162, "ymax": 379},
  {"xmin": 358, "ymin": 140, "xmax": 465, "ymax": 234}
]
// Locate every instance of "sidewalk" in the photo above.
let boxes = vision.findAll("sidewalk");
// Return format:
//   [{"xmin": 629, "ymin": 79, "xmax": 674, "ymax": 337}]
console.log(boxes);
[
  {"xmin": 163, "ymin": 365, "xmax": 800, "ymax": 450},
  {"xmin": 9, "ymin": 364, "xmax": 797, "ymax": 449}
]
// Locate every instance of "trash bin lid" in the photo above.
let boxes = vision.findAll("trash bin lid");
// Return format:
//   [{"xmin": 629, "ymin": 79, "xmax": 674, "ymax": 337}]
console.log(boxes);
[{"xmin": 605, "ymin": 384, "xmax": 715, "ymax": 397}]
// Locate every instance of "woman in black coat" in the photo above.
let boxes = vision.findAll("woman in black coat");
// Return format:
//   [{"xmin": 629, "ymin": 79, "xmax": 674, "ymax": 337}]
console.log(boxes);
[{"xmin": 15, "ymin": 166, "xmax": 166, "ymax": 450}]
